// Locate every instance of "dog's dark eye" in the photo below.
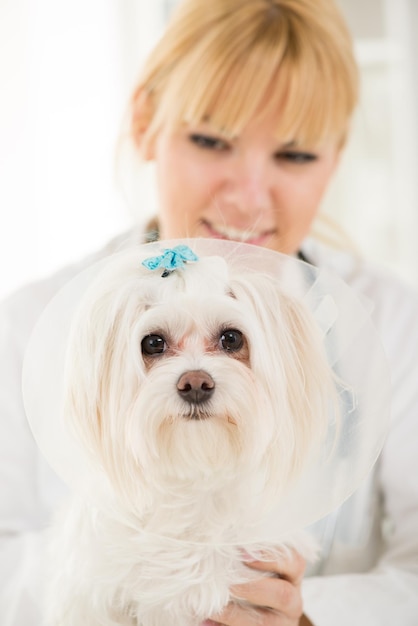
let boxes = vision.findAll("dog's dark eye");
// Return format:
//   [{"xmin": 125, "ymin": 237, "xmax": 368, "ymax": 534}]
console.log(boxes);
[
  {"xmin": 219, "ymin": 329, "xmax": 243, "ymax": 352},
  {"xmin": 141, "ymin": 334, "xmax": 167, "ymax": 356}
]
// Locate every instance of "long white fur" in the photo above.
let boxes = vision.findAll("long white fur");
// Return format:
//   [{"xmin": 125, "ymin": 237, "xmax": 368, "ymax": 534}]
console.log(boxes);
[{"xmin": 45, "ymin": 250, "xmax": 336, "ymax": 626}]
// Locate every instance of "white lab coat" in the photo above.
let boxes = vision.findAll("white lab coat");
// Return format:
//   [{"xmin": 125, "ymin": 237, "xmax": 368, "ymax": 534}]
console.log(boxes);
[{"xmin": 1, "ymin": 230, "xmax": 417, "ymax": 625}]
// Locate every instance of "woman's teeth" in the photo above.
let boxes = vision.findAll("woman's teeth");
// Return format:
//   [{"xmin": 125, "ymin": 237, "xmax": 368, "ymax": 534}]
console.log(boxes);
[{"xmin": 209, "ymin": 223, "xmax": 270, "ymax": 243}]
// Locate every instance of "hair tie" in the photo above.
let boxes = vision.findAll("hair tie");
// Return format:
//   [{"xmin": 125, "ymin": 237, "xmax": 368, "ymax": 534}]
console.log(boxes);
[{"xmin": 142, "ymin": 245, "xmax": 199, "ymax": 277}]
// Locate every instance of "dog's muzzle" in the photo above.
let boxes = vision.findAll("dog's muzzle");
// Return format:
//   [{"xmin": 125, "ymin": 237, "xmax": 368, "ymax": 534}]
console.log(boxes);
[{"xmin": 176, "ymin": 370, "xmax": 215, "ymax": 406}]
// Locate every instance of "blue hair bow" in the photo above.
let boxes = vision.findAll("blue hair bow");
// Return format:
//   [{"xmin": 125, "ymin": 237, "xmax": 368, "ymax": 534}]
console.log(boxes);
[{"xmin": 142, "ymin": 245, "xmax": 199, "ymax": 277}]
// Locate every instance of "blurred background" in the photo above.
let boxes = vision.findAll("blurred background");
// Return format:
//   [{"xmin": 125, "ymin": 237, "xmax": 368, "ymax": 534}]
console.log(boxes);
[{"xmin": 1, "ymin": 0, "xmax": 417, "ymax": 299}]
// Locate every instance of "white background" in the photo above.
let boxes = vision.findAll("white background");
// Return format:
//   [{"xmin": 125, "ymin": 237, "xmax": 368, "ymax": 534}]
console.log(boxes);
[{"xmin": 1, "ymin": 0, "xmax": 417, "ymax": 299}]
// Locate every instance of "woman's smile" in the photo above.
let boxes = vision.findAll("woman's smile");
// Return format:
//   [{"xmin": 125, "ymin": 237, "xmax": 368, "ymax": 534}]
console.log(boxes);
[{"xmin": 200, "ymin": 219, "xmax": 277, "ymax": 246}]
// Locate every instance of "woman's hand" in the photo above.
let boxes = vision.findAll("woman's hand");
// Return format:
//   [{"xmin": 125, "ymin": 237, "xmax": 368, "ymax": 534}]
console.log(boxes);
[{"xmin": 204, "ymin": 551, "xmax": 313, "ymax": 625}]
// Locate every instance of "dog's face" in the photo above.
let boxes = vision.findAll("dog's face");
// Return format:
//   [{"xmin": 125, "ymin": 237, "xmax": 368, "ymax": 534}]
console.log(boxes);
[{"xmin": 64, "ymin": 251, "xmax": 334, "ymax": 508}]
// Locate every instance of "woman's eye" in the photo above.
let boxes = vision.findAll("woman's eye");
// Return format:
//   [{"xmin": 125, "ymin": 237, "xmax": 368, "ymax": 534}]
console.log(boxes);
[
  {"xmin": 189, "ymin": 133, "xmax": 229, "ymax": 151},
  {"xmin": 141, "ymin": 334, "xmax": 167, "ymax": 356},
  {"xmin": 275, "ymin": 151, "xmax": 318, "ymax": 164},
  {"xmin": 219, "ymin": 329, "xmax": 244, "ymax": 352}
]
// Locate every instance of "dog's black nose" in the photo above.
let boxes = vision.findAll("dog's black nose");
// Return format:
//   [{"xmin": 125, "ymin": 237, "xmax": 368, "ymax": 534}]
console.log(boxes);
[{"xmin": 176, "ymin": 370, "xmax": 215, "ymax": 404}]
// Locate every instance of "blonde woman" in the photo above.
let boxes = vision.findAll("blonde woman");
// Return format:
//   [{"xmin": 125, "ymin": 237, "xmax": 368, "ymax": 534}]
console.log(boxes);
[{"xmin": 1, "ymin": 1, "xmax": 417, "ymax": 625}]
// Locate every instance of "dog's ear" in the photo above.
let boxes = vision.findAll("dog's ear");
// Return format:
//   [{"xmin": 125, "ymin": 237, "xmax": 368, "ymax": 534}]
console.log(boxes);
[
  {"xmin": 62, "ymin": 261, "xmax": 149, "ymax": 471},
  {"xmin": 63, "ymin": 290, "xmax": 122, "ymax": 466},
  {"xmin": 279, "ymin": 295, "xmax": 337, "ymax": 464},
  {"xmin": 230, "ymin": 273, "xmax": 337, "ymax": 479}
]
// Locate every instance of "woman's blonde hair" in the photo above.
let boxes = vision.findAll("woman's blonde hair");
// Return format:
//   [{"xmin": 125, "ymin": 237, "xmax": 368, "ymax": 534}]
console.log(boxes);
[{"xmin": 131, "ymin": 0, "xmax": 359, "ymax": 149}]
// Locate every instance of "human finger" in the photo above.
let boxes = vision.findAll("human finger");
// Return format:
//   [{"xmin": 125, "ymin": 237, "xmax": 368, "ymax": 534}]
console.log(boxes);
[
  {"xmin": 209, "ymin": 601, "xmax": 296, "ymax": 626},
  {"xmin": 244, "ymin": 549, "xmax": 307, "ymax": 585},
  {"xmin": 230, "ymin": 575, "xmax": 303, "ymax": 618}
]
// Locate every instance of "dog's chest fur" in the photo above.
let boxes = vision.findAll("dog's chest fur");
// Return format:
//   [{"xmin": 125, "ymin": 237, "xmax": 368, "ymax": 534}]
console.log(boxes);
[{"xmin": 47, "ymin": 479, "xmax": 314, "ymax": 626}]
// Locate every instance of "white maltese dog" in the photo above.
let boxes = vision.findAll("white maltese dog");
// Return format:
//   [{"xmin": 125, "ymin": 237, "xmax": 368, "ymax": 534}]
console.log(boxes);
[{"xmin": 45, "ymin": 245, "xmax": 336, "ymax": 626}]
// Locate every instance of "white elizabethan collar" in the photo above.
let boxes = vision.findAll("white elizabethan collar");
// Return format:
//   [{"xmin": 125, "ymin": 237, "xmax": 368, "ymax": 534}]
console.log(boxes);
[{"xmin": 22, "ymin": 238, "xmax": 390, "ymax": 537}]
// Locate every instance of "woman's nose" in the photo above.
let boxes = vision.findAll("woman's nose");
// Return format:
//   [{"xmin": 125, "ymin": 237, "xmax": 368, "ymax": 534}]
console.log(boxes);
[{"xmin": 222, "ymin": 157, "xmax": 273, "ymax": 214}]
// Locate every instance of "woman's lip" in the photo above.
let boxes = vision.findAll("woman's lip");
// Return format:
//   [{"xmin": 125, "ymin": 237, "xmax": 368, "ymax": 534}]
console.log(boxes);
[{"xmin": 201, "ymin": 221, "xmax": 275, "ymax": 246}]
